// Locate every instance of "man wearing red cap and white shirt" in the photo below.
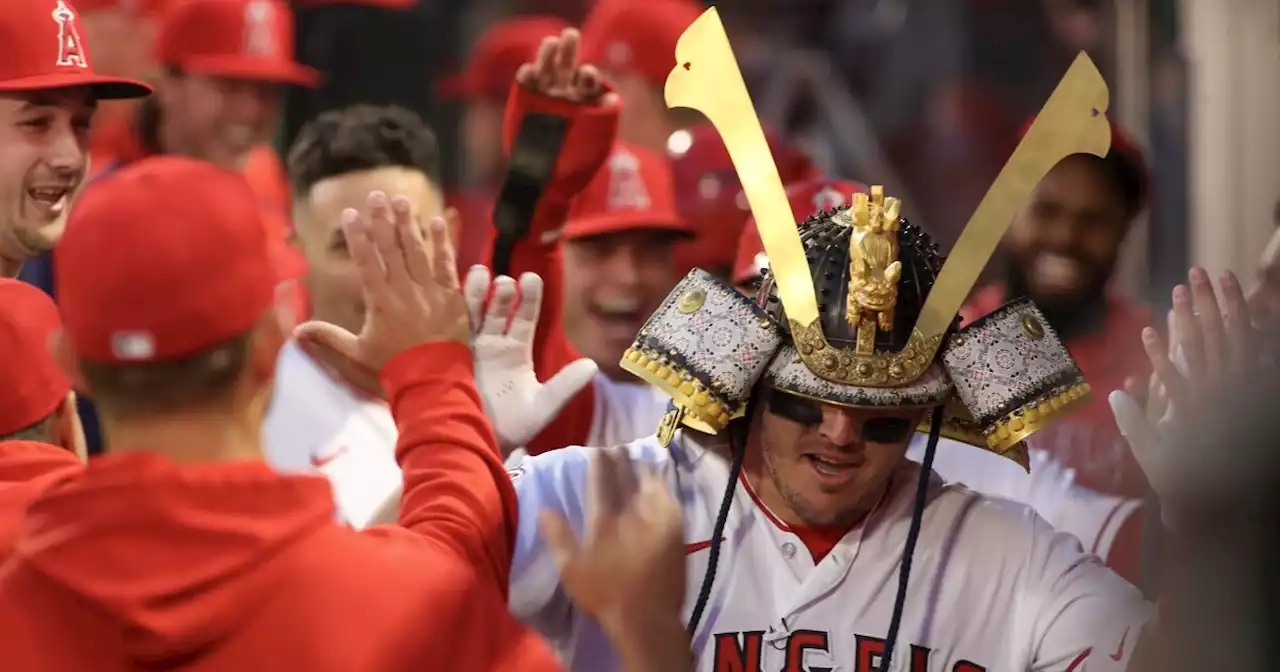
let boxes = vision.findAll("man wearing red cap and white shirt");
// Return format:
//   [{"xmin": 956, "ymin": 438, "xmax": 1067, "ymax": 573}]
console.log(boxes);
[
  {"xmin": 443, "ymin": 15, "xmax": 569, "ymax": 271},
  {"xmin": 0, "ymin": 0, "xmax": 151, "ymax": 279},
  {"xmin": 19, "ymin": 0, "xmax": 314, "ymax": 457},
  {"xmin": 0, "ymin": 279, "xmax": 86, "ymax": 558},
  {"xmin": 579, "ymin": 0, "xmax": 703, "ymax": 153},
  {"xmin": 0, "ymin": 155, "xmax": 694, "ymax": 670}
]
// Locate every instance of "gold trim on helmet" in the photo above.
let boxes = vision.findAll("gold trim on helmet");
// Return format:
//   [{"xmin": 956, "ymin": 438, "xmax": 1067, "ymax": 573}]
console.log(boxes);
[{"xmin": 665, "ymin": 8, "xmax": 1112, "ymax": 388}]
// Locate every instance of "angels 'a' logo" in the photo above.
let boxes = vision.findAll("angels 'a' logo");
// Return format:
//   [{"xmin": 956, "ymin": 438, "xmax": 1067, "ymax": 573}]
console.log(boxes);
[
  {"xmin": 812, "ymin": 185, "xmax": 848, "ymax": 212},
  {"xmin": 243, "ymin": 0, "xmax": 278, "ymax": 58},
  {"xmin": 606, "ymin": 148, "xmax": 652, "ymax": 212},
  {"xmin": 52, "ymin": 0, "xmax": 87, "ymax": 69}
]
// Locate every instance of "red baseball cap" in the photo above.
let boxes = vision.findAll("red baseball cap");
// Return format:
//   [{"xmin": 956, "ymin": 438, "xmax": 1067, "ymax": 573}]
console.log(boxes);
[
  {"xmin": 732, "ymin": 177, "xmax": 868, "ymax": 285},
  {"xmin": 564, "ymin": 141, "xmax": 691, "ymax": 241},
  {"xmin": 1019, "ymin": 115, "xmax": 1148, "ymax": 216},
  {"xmin": 0, "ymin": 0, "xmax": 152, "ymax": 100},
  {"xmin": 669, "ymin": 123, "xmax": 820, "ymax": 276},
  {"xmin": 56, "ymin": 156, "xmax": 277, "ymax": 364},
  {"xmin": 74, "ymin": 0, "xmax": 173, "ymax": 15},
  {"xmin": 580, "ymin": 0, "xmax": 703, "ymax": 88},
  {"xmin": 441, "ymin": 16, "xmax": 569, "ymax": 102},
  {"xmin": 154, "ymin": 0, "xmax": 319, "ymax": 87},
  {"xmin": 0, "ymin": 280, "xmax": 72, "ymax": 436}
]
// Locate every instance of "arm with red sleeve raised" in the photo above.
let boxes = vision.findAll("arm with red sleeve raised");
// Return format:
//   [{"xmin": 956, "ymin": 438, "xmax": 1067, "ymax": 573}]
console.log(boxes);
[
  {"xmin": 496, "ymin": 75, "xmax": 620, "ymax": 454},
  {"xmin": 373, "ymin": 340, "xmax": 521, "ymax": 590}
]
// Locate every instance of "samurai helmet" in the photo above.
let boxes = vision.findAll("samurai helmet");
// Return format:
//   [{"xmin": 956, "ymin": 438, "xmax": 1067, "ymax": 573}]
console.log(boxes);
[{"xmin": 623, "ymin": 8, "xmax": 1114, "ymax": 467}]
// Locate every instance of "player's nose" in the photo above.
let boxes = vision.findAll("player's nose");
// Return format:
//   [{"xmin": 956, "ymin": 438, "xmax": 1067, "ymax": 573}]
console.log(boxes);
[{"xmin": 817, "ymin": 406, "xmax": 862, "ymax": 447}]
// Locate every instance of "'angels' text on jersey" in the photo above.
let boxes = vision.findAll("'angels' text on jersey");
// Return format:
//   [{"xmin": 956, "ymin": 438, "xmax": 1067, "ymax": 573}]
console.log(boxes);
[{"xmin": 506, "ymin": 432, "xmax": 1152, "ymax": 672}]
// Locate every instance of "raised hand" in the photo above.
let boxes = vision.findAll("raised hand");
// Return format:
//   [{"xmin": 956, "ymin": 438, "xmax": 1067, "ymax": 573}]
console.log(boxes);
[
  {"xmin": 540, "ymin": 448, "xmax": 686, "ymax": 638},
  {"xmin": 296, "ymin": 192, "xmax": 470, "ymax": 376},
  {"xmin": 1110, "ymin": 267, "xmax": 1268, "ymax": 527},
  {"xmin": 465, "ymin": 266, "xmax": 598, "ymax": 453},
  {"xmin": 514, "ymin": 28, "xmax": 616, "ymax": 106}
]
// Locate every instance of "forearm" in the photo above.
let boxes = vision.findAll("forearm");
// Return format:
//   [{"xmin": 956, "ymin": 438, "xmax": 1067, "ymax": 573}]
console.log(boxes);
[
  {"xmin": 603, "ymin": 611, "xmax": 694, "ymax": 672},
  {"xmin": 382, "ymin": 341, "xmax": 518, "ymax": 585}
]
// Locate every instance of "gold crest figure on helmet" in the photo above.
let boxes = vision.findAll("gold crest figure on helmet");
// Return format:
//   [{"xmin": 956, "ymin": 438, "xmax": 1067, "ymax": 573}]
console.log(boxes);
[{"xmin": 845, "ymin": 185, "xmax": 902, "ymax": 354}]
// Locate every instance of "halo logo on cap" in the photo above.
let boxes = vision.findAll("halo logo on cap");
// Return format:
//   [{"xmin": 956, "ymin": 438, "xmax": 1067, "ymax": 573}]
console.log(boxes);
[
  {"xmin": 243, "ymin": 0, "xmax": 279, "ymax": 58},
  {"xmin": 53, "ymin": 0, "xmax": 87, "ymax": 68},
  {"xmin": 606, "ymin": 148, "xmax": 651, "ymax": 213},
  {"xmin": 813, "ymin": 186, "xmax": 848, "ymax": 212}
]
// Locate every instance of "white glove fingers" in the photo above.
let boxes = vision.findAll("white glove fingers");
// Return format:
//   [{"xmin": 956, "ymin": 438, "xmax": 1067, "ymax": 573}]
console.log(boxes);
[
  {"xmin": 464, "ymin": 265, "xmax": 492, "ymax": 335},
  {"xmin": 535, "ymin": 358, "xmax": 598, "ymax": 418},
  {"xmin": 481, "ymin": 276, "xmax": 519, "ymax": 336},
  {"xmin": 507, "ymin": 273, "xmax": 545, "ymax": 346}
]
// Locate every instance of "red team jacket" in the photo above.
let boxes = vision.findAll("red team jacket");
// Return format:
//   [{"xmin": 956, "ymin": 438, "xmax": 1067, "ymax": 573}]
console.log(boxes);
[
  {"xmin": 0, "ymin": 343, "xmax": 561, "ymax": 671},
  {"xmin": 0, "ymin": 441, "xmax": 82, "ymax": 560}
]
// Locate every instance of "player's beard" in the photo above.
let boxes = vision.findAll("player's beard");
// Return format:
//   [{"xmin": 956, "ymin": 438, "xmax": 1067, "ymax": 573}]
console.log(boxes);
[
  {"xmin": 1005, "ymin": 258, "xmax": 1111, "ymax": 341},
  {"xmin": 761, "ymin": 431, "xmax": 872, "ymax": 528}
]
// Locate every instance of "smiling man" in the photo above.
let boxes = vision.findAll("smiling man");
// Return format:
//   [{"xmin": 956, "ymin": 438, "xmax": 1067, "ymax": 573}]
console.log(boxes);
[
  {"xmin": 963, "ymin": 122, "xmax": 1152, "ymax": 498},
  {"xmin": 0, "ymin": 0, "xmax": 150, "ymax": 278}
]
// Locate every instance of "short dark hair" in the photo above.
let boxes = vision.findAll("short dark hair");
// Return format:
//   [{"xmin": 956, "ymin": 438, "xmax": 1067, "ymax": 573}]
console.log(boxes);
[
  {"xmin": 78, "ymin": 333, "xmax": 253, "ymax": 421},
  {"xmin": 287, "ymin": 104, "xmax": 442, "ymax": 198}
]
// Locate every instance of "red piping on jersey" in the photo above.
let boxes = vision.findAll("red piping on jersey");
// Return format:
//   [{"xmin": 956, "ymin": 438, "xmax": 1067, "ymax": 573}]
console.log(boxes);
[
  {"xmin": 1065, "ymin": 648, "xmax": 1092, "ymax": 671},
  {"xmin": 738, "ymin": 471, "xmax": 793, "ymax": 532},
  {"xmin": 1090, "ymin": 500, "xmax": 1127, "ymax": 555}
]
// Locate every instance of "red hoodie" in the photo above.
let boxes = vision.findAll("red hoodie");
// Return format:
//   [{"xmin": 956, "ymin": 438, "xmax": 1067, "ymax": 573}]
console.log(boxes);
[
  {"xmin": 0, "ymin": 441, "xmax": 82, "ymax": 559},
  {"xmin": 0, "ymin": 342, "xmax": 561, "ymax": 671}
]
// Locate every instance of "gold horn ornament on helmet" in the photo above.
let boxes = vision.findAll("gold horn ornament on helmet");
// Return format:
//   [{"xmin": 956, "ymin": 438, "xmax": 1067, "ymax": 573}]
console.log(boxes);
[{"xmin": 664, "ymin": 8, "xmax": 1112, "ymax": 388}]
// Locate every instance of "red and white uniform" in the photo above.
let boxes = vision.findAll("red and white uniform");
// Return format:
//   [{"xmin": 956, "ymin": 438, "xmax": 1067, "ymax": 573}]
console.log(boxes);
[{"xmin": 508, "ymin": 431, "xmax": 1152, "ymax": 672}]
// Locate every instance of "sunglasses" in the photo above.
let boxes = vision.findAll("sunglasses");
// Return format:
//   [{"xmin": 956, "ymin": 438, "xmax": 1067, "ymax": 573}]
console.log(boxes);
[{"xmin": 765, "ymin": 389, "xmax": 917, "ymax": 444}]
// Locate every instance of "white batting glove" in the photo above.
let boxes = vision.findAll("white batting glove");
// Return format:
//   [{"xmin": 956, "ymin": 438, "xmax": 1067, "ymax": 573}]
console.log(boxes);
[{"xmin": 464, "ymin": 266, "xmax": 598, "ymax": 454}]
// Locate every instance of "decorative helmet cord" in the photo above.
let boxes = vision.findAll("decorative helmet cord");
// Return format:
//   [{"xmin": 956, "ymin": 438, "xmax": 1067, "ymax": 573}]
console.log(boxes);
[
  {"xmin": 685, "ymin": 396, "xmax": 755, "ymax": 637},
  {"xmin": 880, "ymin": 405, "xmax": 945, "ymax": 671}
]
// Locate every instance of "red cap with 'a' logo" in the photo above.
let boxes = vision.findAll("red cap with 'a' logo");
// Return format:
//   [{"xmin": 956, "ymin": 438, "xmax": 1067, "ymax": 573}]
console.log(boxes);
[
  {"xmin": 154, "ymin": 0, "xmax": 319, "ymax": 87},
  {"xmin": 562, "ymin": 142, "xmax": 692, "ymax": 242},
  {"xmin": 732, "ymin": 177, "xmax": 868, "ymax": 285},
  {"xmin": 0, "ymin": 0, "xmax": 152, "ymax": 99}
]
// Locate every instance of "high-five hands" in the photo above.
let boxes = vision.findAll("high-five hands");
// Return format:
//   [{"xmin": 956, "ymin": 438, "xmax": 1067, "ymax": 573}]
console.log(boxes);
[
  {"xmin": 465, "ymin": 267, "xmax": 597, "ymax": 453},
  {"xmin": 296, "ymin": 192, "xmax": 470, "ymax": 380},
  {"xmin": 1109, "ymin": 267, "xmax": 1269, "ymax": 527}
]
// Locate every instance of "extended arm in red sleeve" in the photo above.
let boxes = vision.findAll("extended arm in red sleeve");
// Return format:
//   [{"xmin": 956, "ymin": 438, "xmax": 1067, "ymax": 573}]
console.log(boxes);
[
  {"xmin": 496, "ymin": 83, "xmax": 620, "ymax": 453},
  {"xmin": 375, "ymin": 341, "xmax": 518, "ymax": 588}
]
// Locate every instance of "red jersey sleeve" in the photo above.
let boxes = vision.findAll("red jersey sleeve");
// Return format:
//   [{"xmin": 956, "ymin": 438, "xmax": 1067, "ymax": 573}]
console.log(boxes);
[
  {"xmin": 374, "ymin": 341, "xmax": 519, "ymax": 590},
  {"xmin": 496, "ymin": 83, "xmax": 620, "ymax": 453}
]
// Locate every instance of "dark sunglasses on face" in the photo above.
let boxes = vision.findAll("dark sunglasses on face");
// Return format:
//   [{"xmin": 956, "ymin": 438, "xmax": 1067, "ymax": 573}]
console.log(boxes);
[{"xmin": 765, "ymin": 389, "xmax": 917, "ymax": 444}]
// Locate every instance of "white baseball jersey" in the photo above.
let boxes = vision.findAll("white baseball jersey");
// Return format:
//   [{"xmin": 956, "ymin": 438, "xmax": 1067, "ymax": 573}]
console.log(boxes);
[
  {"xmin": 263, "ymin": 341, "xmax": 401, "ymax": 528},
  {"xmin": 583, "ymin": 378, "xmax": 1139, "ymax": 560},
  {"xmin": 583, "ymin": 374, "xmax": 670, "ymax": 447},
  {"xmin": 508, "ymin": 431, "xmax": 1152, "ymax": 672},
  {"xmin": 905, "ymin": 443, "xmax": 1141, "ymax": 561}
]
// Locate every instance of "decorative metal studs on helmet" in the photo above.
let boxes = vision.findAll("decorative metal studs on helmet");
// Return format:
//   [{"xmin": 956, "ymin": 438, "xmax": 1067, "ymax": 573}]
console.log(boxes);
[{"xmin": 624, "ymin": 183, "xmax": 1092, "ymax": 467}]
